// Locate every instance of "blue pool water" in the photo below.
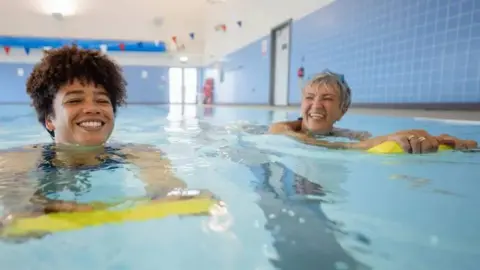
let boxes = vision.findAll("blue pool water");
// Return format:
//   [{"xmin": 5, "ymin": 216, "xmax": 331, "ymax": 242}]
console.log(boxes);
[{"xmin": 0, "ymin": 104, "xmax": 480, "ymax": 270}]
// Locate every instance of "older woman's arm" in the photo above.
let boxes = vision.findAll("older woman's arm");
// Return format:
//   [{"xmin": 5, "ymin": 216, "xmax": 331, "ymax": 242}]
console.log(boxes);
[
  {"xmin": 269, "ymin": 123, "xmax": 354, "ymax": 150},
  {"xmin": 268, "ymin": 124, "xmax": 477, "ymax": 153},
  {"xmin": 332, "ymin": 128, "xmax": 372, "ymax": 141},
  {"xmin": 270, "ymin": 120, "xmax": 372, "ymax": 141},
  {"xmin": 268, "ymin": 119, "xmax": 302, "ymax": 134}
]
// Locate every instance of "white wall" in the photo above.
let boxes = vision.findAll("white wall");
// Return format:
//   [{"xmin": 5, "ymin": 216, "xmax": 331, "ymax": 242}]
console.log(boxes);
[
  {"xmin": 0, "ymin": 0, "xmax": 336, "ymax": 66},
  {"xmin": 203, "ymin": 0, "xmax": 335, "ymax": 64},
  {"xmin": 0, "ymin": 48, "xmax": 204, "ymax": 67}
]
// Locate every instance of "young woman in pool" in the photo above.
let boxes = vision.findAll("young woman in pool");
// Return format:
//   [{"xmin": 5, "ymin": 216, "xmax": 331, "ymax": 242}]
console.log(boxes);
[
  {"xmin": 269, "ymin": 70, "xmax": 478, "ymax": 154},
  {"xmin": 0, "ymin": 46, "xmax": 215, "ymax": 220}
]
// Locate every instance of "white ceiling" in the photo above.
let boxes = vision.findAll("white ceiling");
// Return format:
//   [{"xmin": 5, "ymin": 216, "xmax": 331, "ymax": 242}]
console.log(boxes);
[
  {"xmin": 0, "ymin": 0, "xmax": 209, "ymax": 54},
  {"xmin": 0, "ymin": 0, "xmax": 334, "ymax": 59}
]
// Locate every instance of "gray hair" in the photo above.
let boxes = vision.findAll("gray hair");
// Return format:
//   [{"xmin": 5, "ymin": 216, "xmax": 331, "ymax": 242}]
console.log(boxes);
[{"xmin": 304, "ymin": 69, "xmax": 352, "ymax": 113}]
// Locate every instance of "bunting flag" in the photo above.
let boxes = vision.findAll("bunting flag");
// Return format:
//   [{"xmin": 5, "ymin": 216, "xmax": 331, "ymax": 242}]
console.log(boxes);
[
  {"xmin": 214, "ymin": 24, "xmax": 227, "ymax": 32},
  {"xmin": 3, "ymin": 46, "xmax": 10, "ymax": 55},
  {"xmin": 237, "ymin": 21, "xmax": 242, "ymax": 27},
  {"xmin": 154, "ymin": 40, "xmax": 161, "ymax": 46},
  {"xmin": 119, "ymin": 43, "xmax": 125, "ymax": 51},
  {"xmin": 137, "ymin": 42, "xmax": 143, "ymax": 48},
  {"xmin": 24, "ymin": 47, "xmax": 30, "ymax": 55},
  {"xmin": 189, "ymin": 32, "xmax": 195, "ymax": 40},
  {"xmin": 172, "ymin": 36, "xmax": 177, "ymax": 43}
]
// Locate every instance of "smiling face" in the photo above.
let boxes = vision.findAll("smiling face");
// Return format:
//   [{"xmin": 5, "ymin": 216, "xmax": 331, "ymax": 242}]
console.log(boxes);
[
  {"xmin": 300, "ymin": 79, "xmax": 345, "ymax": 135},
  {"xmin": 45, "ymin": 80, "xmax": 114, "ymax": 146}
]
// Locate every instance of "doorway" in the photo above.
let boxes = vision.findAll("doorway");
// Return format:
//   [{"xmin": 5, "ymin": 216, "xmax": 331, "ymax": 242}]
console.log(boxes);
[
  {"xmin": 168, "ymin": 67, "xmax": 198, "ymax": 104},
  {"xmin": 269, "ymin": 19, "xmax": 292, "ymax": 106},
  {"xmin": 183, "ymin": 68, "xmax": 198, "ymax": 104}
]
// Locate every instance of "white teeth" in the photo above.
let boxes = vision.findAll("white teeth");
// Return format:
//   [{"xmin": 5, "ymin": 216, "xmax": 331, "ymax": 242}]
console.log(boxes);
[
  {"xmin": 309, "ymin": 113, "xmax": 324, "ymax": 119},
  {"xmin": 79, "ymin": 121, "xmax": 102, "ymax": 128}
]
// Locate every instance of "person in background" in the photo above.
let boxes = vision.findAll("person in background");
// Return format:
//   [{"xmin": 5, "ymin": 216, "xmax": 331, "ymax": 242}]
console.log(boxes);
[
  {"xmin": 0, "ymin": 46, "xmax": 215, "ymax": 226},
  {"xmin": 269, "ymin": 70, "xmax": 478, "ymax": 154}
]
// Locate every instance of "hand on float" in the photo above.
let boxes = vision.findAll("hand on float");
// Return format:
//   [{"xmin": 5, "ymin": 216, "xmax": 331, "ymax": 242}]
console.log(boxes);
[
  {"xmin": 435, "ymin": 134, "xmax": 478, "ymax": 150},
  {"xmin": 354, "ymin": 129, "xmax": 440, "ymax": 154},
  {"xmin": 385, "ymin": 129, "xmax": 440, "ymax": 154}
]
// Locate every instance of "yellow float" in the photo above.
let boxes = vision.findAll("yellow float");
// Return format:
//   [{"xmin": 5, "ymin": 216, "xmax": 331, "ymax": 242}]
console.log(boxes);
[
  {"xmin": 367, "ymin": 141, "xmax": 453, "ymax": 154},
  {"xmin": 1, "ymin": 197, "xmax": 216, "ymax": 238}
]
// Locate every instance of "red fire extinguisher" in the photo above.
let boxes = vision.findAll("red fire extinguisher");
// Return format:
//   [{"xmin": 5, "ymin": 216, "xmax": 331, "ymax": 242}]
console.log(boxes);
[
  {"xmin": 297, "ymin": 66, "xmax": 305, "ymax": 90},
  {"xmin": 297, "ymin": 66, "xmax": 305, "ymax": 79},
  {"xmin": 203, "ymin": 78, "xmax": 214, "ymax": 104}
]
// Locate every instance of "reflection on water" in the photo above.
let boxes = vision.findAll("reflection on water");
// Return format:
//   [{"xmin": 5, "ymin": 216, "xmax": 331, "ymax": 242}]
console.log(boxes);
[{"xmin": 0, "ymin": 104, "xmax": 480, "ymax": 270}]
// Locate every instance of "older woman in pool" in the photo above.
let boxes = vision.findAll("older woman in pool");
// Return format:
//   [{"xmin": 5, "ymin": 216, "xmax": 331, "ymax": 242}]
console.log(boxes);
[
  {"xmin": 269, "ymin": 70, "xmax": 477, "ymax": 154},
  {"xmin": 0, "ymin": 46, "xmax": 215, "ymax": 221}
]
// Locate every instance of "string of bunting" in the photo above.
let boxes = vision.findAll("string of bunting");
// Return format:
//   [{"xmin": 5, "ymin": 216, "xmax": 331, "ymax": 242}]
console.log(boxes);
[
  {"xmin": 168, "ymin": 20, "xmax": 242, "ymax": 51},
  {"xmin": 1, "ymin": 20, "xmax": 243, "ymax": 55}
]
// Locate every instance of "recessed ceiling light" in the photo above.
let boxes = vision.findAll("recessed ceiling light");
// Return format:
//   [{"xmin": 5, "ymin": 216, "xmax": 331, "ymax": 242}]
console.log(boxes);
[{"xmin": 40, "ymin": 0, "xmax": 78, "ymax": 16}]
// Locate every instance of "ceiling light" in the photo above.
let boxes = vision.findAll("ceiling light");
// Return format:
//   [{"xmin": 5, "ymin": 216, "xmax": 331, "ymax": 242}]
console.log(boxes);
[
  {"xmin": 40, "ymin": 0, "xmax": 78, "ymax": 16},
  {"xmin": 179, "ymin": 56, "xmax": 188, "ymax": 63},
  {"xmin": 51, "ymin": 12, "xmax": 64, "ymax": 20}
]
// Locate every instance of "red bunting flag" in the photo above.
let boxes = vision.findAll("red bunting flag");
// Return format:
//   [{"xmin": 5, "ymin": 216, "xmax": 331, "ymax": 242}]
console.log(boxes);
[
  {"xmin": 172, "ymin": 36, "xmax": 177, "ymax": 43},
  {"xmin": 119, "ymin": 43, "xmax": 125, "ymax": 51},
  {"xmin": 214, "ymin": 24, "xmax": 227, "ymax": 32},
  {"xmin": 3, "ymin": 46, "xmax": 10, "ymax": 55}
]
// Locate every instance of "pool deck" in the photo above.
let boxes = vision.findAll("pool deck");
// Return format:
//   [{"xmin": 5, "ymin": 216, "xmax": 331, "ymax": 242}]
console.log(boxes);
[{"xmin": 198, "ymin": 104, "xmax": 480, "ymax": 121}]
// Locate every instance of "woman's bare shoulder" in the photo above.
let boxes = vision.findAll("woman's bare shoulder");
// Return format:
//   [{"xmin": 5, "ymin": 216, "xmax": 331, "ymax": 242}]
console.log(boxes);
[
  {"xmin": 0, "ymin": 144, "xmax": 43, "ymax": 154},
  {"xmin": 269, "ymin": 119, "xmax": 302, "ymax": 134}
]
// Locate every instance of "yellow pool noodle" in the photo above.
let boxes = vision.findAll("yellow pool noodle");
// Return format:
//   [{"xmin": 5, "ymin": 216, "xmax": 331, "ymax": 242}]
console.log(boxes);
[
  {"xmin": 1, "ymin": 198, "xmax": 215, "ymax": 237},
  {"xmin": 367, "ymin": 141, "xmax": 453, "ymax": 154}
]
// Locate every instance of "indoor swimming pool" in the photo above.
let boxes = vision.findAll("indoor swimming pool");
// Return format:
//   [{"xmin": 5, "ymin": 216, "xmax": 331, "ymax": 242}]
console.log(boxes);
[{"xmin": 0, "ymin": 104, "xmax": 479, "ymax": 270}]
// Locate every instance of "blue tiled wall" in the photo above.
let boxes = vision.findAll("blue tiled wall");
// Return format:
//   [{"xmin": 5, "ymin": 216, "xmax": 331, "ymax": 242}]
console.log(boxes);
[
  {"xmin": 203, "ymin": 38, "xmax": 271, "ymax": 104},
  {"xmin": 290, "ymin": 0, "xmax": 480, "ymax": 104},
  {"xmin": 0, "ymin": 63, "xmax": 34, "ymax": 103},
  {"xmin": 206, "ymin": 0, "xmax": 480, "ymax": 105},
  {"xmin": 0, "ymin": 63, "xmax": 170, "ymax": 103}
]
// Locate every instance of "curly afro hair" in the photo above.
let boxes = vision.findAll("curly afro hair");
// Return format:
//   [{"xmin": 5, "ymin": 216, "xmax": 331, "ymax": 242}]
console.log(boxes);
[{"xmin": 26, "ymin": 45, "xmax": 127, "ymax": 137}]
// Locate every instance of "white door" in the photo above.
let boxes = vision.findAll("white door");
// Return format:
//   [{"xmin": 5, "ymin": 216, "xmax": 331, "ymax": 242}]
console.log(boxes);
[
  {"xmin": 273, "ymin": 24, "xmax": 290, "ymax": 106},
  {"xmin": 183, "ymin": 68, "xmax": 198, "ymax": 104},
  {"xmin": 168, "ymin": 68, "xmax": 183, "ymax": 104}
]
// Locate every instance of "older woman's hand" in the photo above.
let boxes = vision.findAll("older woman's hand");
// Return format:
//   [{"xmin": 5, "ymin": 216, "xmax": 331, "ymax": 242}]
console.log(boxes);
[
  {"xmin": 386, "ymin": 129, "xmax": 440, "ymax": 154},
  {"xmin": 435, "ymin": 134, "xmax": 478, "ymax": 150}
]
